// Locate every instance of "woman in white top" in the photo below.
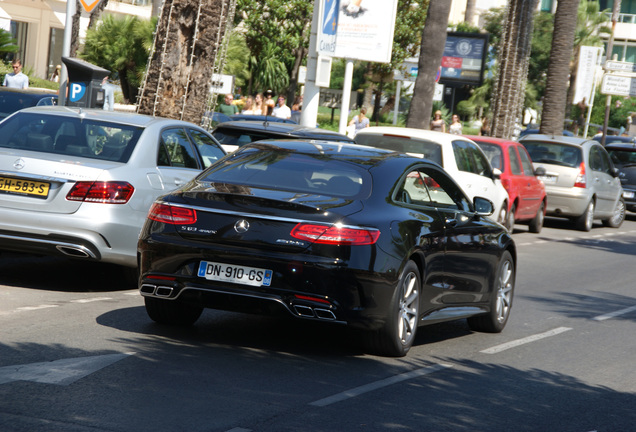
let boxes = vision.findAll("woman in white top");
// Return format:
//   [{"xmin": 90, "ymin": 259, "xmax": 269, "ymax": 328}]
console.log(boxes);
[
  {"xmin": 449, "ymin": 114, "xmax": 462, "ymax": 134},
  {"xmin": 242, "ymin": 96, "xmax": 256, "ymax": 114},
  {"xmin": 348, "ymin": 107, "xmax": 370, "ymax": 137}
]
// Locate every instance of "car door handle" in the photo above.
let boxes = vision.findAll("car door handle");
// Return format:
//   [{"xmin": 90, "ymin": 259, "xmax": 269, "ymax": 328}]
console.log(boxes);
[{"xmin": 445, "ymin": 217, "xmax": 458, "ymax": 227}]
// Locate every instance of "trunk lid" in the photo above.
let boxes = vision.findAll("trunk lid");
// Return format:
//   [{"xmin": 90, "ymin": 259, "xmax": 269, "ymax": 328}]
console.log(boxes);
[{"xmin": 0, "ymin": 149, "xmax": 116, "ymax": 213}]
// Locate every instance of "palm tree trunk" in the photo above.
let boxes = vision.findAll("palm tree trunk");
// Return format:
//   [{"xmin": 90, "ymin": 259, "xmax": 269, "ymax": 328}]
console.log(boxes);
[
  {"xmin": 406, "ymin": 1, "xmax": 452, "ymax": 129},
  {"xmin": 137, "ymin": 0, "xmax": 234, "ymax": 123},
  {"xmin": 465, "ymin": 0, "xmax": 477, "ymax": 24},
  {"xmin": 540, "ymin": 0, "xmax": 581, "ymax": 135},
  {"xmin": 490, "ymin": 0, "xmax": 538, "ymax": 139}
]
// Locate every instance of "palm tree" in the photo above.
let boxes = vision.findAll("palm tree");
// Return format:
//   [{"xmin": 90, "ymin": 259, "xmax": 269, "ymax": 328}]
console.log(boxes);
[
  {"xmin": 406, "ymin": 1, "xmax": 452, "ymax": 129},
  {"xmin": 137, "ymin": 0, "xmax": 235, "ymax": 122},
  {"xmin": 81, "ymin": 15, "xmax": 156, "ymax": 103},
  {"xmin": 540, "ymin": 0, "xmax": 582, "ymax": 135},
  {"xmin": 489, "ymin": 0, "xmax": 538, "ymax": 139},
  {"xmin": 0, "ymin": 29, "xmax": 18, "ymax": 56}
]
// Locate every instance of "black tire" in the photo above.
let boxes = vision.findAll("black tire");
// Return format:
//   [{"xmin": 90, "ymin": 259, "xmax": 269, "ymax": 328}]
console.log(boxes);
[
  {"xmin": 505, "ymin": 204, "xmax": 516, "ymax": 232},
  {"xmin": 365, "ymin": 260, "xmax": 420, "ymax": 357},
  {"xmin": 602, "ymin": 198, "xmax": 625, "ymax": 228},
  {"xmin": 528, "ymin": 202, "xmax": 544, "ymax": 234},
  {"xmin": 144, "ymin": 297, "xmax": 203, "ymax": 326},
  {"xmin": 575, "ymin": 200, "xmax": 594, "ymax": 231},
  {"xmin": 468, "ymin": 251, "xmax": 514, "ymax": 333}
]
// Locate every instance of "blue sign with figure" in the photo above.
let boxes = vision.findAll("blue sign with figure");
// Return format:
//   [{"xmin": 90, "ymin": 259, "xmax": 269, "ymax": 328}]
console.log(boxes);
[
  {"xmin": 322, "ymin": 0, "xmax": 339, "ymax": 35},
  {"xmin": 69, "ymin": 82, "xmax": 87, "ymax": 103}
]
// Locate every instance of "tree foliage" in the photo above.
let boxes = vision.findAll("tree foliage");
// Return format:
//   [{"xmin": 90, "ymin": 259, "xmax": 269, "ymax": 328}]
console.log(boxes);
[
  {"xmin": 235, "ymin": 0, "xmax": 312, "ymax": 98},
  {"xmin": 80, "ymin": 15, "xmax": 157, "ymax": 103},
  {"xmin": 0, "ymin": 28, "xmax": 18, "ymax": 57}
]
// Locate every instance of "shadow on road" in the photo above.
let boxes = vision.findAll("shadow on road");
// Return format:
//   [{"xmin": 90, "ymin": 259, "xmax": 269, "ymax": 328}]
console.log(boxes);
[{"xmin": 0, "ymin": 252, "xmax": 135, "ymax": 292}]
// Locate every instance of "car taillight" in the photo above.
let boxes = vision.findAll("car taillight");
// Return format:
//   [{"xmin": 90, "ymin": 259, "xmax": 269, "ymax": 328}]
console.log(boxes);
[
  {"xmin": 66, "ymin": 181, "xmax": 134, "ymax": 204},
  {"xmin": 290, "ymin": 223, "xmax": 380, "ymax": 245},
  {"xmin": 147, "ymin": 203, "xmax": 197, "ymax": 225},
  {"xmin": 574, "ymin": 162, "xmax": 586, "ymax": 188}
]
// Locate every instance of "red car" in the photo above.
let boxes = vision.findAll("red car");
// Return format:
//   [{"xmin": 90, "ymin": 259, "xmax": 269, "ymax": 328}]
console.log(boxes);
[{"xmin": 467, "ymin": 136, "xmax": 547, "ymax": 233}]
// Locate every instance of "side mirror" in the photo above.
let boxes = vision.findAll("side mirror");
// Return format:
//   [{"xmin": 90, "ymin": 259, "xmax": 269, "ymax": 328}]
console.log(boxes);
[
  {"xmin": 611, "ymin": 167, "xmax": 620, "ymax": 178},
  {"xmin": 473, "ymin": 196, "xmax": 494, "ymax": 216},
  {"xmin": 534, "ymin": 166, "xmax": 546, "ymax": 176}
]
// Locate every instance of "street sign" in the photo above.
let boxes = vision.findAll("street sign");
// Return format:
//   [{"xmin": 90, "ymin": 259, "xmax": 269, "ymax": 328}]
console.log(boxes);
[
  {"xmin": 601, "ymin": 73, "xmax": 636, "ymax": 97},
  {"xmin": 79, "ymin": 0, "xmax": 104, "ymax": 13},
  {"xmin": 604, "ymin": 60, "xmax": 636, "ymax": 74}
]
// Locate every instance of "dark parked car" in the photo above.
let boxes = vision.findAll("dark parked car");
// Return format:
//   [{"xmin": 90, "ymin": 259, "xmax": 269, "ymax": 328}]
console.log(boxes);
[
  {"xmin": 212, "ymin": 120, "xmax": 353, "ymax": 152},
  {"xmin": 519, "ymin": 128, "xmax": 573, "ymax": 139},
  {"xmin": 604, "ymin": 140, "xmax": 636, "ymax": 212},
  {"xmin": 230, "ymin": 113, "xmax": 298, "ymax": 124},
  {"xmin": 138, "ymin": 141, "xmax": 516, "ymax": 357},
  {"xmin": 0, "ymin": 87, "xmax": 57, "ymax": 120}
]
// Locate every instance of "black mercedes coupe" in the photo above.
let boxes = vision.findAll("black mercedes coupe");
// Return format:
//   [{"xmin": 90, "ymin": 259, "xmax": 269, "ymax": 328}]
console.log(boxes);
[{"xmin": 138, "ymin": 140, "xmax": 516, "ymax": 356}]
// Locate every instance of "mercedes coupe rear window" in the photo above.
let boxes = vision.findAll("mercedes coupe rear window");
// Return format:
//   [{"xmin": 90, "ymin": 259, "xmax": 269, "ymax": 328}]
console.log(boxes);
[
  {"xmin": 0, "ymin": 112, "xmax": 143, "ymax": 163},
  {"xmin": 199, "ymin": 148, "xmax": 370, "ymax": 198}
]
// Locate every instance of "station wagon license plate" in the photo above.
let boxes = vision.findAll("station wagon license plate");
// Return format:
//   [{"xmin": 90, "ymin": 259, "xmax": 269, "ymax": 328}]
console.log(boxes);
[
  {"xmin": 538, "ymin": 174, "xmax": 557, "ymax": 184},
  {"xmin": 624, "ymin": 190, "xmax": 635, "ymax": 199},
  {"xmin": 197, "ymin": 261, "xmax": 273, "ymax": 287},
  {"xmin": 0, "ymin": 176, "xmax": 50, "ymax": 198}
]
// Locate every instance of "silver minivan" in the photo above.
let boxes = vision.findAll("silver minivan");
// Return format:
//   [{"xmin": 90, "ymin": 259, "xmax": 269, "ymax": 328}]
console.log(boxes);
[{"xmin": 520, "ymin": 134, "xmax": 625, "ymax": 231}]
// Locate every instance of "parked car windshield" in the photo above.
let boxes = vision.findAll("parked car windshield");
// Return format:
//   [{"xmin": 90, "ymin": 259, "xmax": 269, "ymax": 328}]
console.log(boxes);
[
  {"xmin": 608, "ymin": 148, "xmax": 636, "ymax": 168},
  {"xmin": 0, "ymin": 112, "xmax": 144, "ymax": 163},
  {"xmin": 474, "ymin": 142, "xmax": 504, "ymax": 171},
  {"xmin": 200, "ymin": 148, "xmax": 371, "ymax": 198},
  {"xmin": 355, "ymin": 134, "xmax": 443, "ymax": 165},
  {"xmin": 522, "ymin": 141, "xmax": 582, "ymax": 168}
]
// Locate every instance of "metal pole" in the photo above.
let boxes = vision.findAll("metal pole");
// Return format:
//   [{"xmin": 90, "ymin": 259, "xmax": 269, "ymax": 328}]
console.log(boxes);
[
  {"xmin": 300, "ymin": 2, "xmax": 322, "ymax": 128},
  {"xmin": 58, "ymin": 0, "xmax": 76, "ymax": 106},
  {"xmin": 393, "ymin": 80, "xmax": 402, "ymax": 125},
  {"xmin": 338, "ymin": 59, "xmax": 354, "ymax": 135},
  {"xmin": 602, "ymin": 0, "xmax": 621, "ymax": 146}
]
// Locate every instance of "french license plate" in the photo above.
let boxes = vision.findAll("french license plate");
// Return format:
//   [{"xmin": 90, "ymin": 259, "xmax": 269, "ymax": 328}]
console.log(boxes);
[
  {"xmin": 538, "ymin": 175, "xmax": 557, "ymax": 184},
  {"xmin": 623, "ymin": 190, "xmax": 635, "ymax": 199},
  {"xmin": 0, "ymin": 175, "xmax": 50, "ymax": 198},
  {"xmin": 197, "ymin": 261, "xmax": 272, "ymax": 287}
]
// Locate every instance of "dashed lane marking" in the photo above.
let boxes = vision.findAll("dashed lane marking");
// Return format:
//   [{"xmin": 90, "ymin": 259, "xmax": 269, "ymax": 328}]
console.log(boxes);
[
  {"xmin": 593, "ymin": 305, "xmax": 636, "ymax": 321},
  {"xmin": 16, "ymin": 305, "xmax": 59, "ymax": 311},
  {"xmin": 309, "ymin": 363, "xmax": 453, "ymax": 407},
  {"xmin": 480, "ymin": 327, "xmax": 572, "ymax": 354},
  {"xmin": 71, "ymin": 297, "xmax": 113, "ymax": 303}
]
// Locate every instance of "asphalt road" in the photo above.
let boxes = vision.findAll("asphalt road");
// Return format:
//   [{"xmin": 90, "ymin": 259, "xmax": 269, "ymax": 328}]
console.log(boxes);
[{"xmin": 1, "ymin": 215, "xmax": 635, "ymax": 432}]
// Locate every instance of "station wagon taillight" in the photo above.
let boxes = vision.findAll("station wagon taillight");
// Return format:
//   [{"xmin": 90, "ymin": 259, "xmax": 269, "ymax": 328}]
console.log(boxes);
[
  {"xmin": 574, "ymin": 163, "xmax": 586, "ymax": 188},
  {"xmin": 147, "ymin": 203, "xmax": 197, "ymax": 225},
  {"xmin": 66, "ymin": 181, "xmax": 134, "ymax": 204},
  {"xmin": 290, "ymin": 223, "xmax": 380, "ymax": 245}
]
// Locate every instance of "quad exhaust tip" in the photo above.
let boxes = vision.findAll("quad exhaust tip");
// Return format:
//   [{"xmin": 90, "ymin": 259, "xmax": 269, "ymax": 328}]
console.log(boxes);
[{"xmin": 293, "ymin": 305, "xmax": 337, "ymax": 321}]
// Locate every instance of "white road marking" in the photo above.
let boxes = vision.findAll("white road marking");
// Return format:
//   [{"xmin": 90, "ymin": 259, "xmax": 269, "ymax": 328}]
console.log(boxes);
[
  {"xmin": 0, "ymin": 353, "xmax": 134, "ymax": 386},
  {"xmin": 17, "ymin": 305, "xmax": 59, "ymax": 311},
  {"xmin": 593, "ymin": 305, "xmax": 636, "ymax": 321},
  {"xmin": 480, "ymin": 327, "xmax": 572, "ymax": 354},
  {"xmin": 71, "ymin": 297, "xmax": 112, "ymax": 303},
  {"xmin": 225, "ymin": 429, "xmax": 252, "ymax": 432},
  {"xmin": 309, "ymin": 363, "xmax": 452, "ymax": 407}
]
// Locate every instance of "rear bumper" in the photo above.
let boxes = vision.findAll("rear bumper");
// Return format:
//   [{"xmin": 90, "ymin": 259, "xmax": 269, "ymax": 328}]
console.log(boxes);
[
  {"xmin": 544, "ymin": 186, "xmax": 591, "ymax": 217},
  {"xmin": 138, "ymin": 238, "xmax": 399, "ymax": 330},
  {"xmin": 0, "ymin": 203, "xmax": 145, "ymax": 266}
]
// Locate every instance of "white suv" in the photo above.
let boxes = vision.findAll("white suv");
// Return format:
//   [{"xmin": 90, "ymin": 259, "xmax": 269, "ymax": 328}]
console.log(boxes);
[{"xmin": 355, "ymin": 127, "xmax": 510, "ymax": 226}]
